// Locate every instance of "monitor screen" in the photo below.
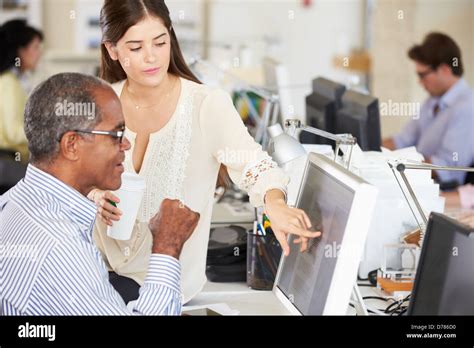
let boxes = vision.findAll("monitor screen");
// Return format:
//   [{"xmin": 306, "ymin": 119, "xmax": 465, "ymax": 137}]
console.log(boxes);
[
  {"xmin": 408, "ymin": 213, "xmax": 474, "ymax": 315},
  {"xmin": 302, "ymin": 77, "xmax": 346, "ymax": 146},
  {"xmin": 335, "ymin": 90, "xmax": 381, "ymax": 151},
  {"xmin": 307, "ymin": 103, "xmax": 328, "ymax": 131},
  {"xmin": 302, "ymin": 94, "xmax": 336, "ymax": 145},
  {"xmin": 276, "ymin": 161, "xmax": 355, "ymax": 314}
]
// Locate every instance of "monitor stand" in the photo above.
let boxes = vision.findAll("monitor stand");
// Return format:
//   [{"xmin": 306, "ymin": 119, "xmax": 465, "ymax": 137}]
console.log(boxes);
[{"xmin": 351, "ymin": 283, "xmax": 368, "ymax": 315}]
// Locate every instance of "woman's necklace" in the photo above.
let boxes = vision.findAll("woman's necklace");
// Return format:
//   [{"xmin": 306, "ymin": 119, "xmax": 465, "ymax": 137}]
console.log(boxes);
[{"xmin": 126, "ymin": 77, "xmax": 176, "ymax": 110}]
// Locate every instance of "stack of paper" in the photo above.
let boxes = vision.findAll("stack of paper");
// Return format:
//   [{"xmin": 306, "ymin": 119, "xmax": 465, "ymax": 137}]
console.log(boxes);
[{"xmin": 350, "ymin": 146, "xmax": 445, "ymax": 278}]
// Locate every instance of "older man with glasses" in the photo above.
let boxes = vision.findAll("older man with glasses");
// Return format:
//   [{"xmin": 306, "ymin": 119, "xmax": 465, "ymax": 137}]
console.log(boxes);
[
  {"xmin": 383, "ymin": 32, "xmax": 474, "ymax": 187},
  {"xmin": 0, "ymin": 73, "xmax": 200, "ymax": 315}
]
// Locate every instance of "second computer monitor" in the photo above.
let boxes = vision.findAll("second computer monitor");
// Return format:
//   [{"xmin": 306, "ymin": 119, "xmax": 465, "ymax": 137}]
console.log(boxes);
[
  {"xmin": 302, "ymin": 77, "xmax": 346, "ymax": 145},
  {"xmin": 335, "ymin": 90, "xmax": 381, "ymax": 151},
  {"xmin": 408, "ymin": 213, "xmax": 474, "ymax": 315}
]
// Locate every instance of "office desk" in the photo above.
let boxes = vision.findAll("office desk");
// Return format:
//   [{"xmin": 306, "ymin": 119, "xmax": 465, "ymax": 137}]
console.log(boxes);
[
  {"xmin": 444, "ymin": 200, "xmax": 474, "ymax": 227},
  {"xmin": 186, "ymin": 281, "xmax": 391, "ymax": 315},
  {"xmin": 186, "ymin": 281, "xmax": 291, "ymax": 315}
]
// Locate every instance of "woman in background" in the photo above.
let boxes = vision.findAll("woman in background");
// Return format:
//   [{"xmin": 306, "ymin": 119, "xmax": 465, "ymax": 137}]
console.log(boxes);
[
  {"xmin": 0, "ymin": 19, "xmax": 43, "ymax": 161},
  {"xmin": 88, "ymin": 0, "xmax": 319, "ymax": 304}
]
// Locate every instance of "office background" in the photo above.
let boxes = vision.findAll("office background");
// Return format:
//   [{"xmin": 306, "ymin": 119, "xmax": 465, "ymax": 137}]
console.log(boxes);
[{"xmin": 1, "ymin": 0, "xmax": 473, "ymax": 140}]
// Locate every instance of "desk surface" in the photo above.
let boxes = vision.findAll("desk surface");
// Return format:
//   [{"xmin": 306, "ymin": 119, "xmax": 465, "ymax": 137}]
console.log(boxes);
[
  {"xmin": 194, "ymin": 201, "xmax": 474, "ymax": 315},
  {"xmin": 186, "ymin": 281, "xmax": 291, "ymax": 315},
  {"xmin": 186, "ymin": 280, "xmax": 390, "ymax": 315}
]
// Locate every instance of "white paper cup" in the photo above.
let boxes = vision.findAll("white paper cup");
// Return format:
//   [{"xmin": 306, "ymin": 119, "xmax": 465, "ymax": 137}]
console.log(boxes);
[{"xmin": 107, "ymin": 172, "xmax": 146, "ymax": 241}]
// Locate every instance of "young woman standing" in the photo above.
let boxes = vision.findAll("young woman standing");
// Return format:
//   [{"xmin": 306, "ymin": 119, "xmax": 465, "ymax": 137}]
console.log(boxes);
[{"xmin": 89, "ymin": 0, "xmax": 319, "ymax": 303}]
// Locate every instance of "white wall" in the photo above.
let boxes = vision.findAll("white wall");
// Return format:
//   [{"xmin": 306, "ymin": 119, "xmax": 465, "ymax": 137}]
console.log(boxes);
[
  {"xmin": 164, "ymin": 0, "xmax": 206, "ymax": 58},
  {"xmin": 42, "ymin": 0, "xmax": 76, "ymax": 51},
  {"xmin": 36, "ymin": 0, "xmax": 472, "ymax": 137},
  {"xmin": 37, "ymin": 0, "xmax": 366, "ymax": 118},
  {"xmin": 371, "ymin": 0, "xmax": 474, "ymax": 138},
  {"xmin": 371, "ymin": 0, "xmax": 417, "ymax": 138},
  {"xmin": 207, "ymin": 0, "xmax": 365, "ymax": 120}
]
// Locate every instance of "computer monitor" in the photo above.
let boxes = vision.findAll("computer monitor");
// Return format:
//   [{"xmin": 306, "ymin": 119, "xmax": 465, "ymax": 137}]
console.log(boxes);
[
  {"xmin": 335, "ymin": 90, "xmax": 381, "ymax": 151},
  {"xmin": 263, "ymin": 57, "xmax": 291, "ymax": 123},
  {"xmin": 407, "ymin": 213, "xmax": 474, "ymax": 315},
  {"xmin": 273, "ymin": 153, "xmax": 378, "ymax": 315},
  {"xmin": 301, "ymin": 77, "xmax": 346, "ymax": 145}
]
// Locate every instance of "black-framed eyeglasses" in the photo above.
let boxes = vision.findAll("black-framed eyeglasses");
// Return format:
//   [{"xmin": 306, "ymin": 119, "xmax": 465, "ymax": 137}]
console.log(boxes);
[
  {"xmin": 417, "ymin": 68, "xmax": 435, "ymax": 79},
  {"xmin": 73, "ymin": 129, "xmax": 126, "ymax": 143}
]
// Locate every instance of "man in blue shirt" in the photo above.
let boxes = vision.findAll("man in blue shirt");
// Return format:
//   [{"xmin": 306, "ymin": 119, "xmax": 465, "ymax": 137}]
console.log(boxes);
[
  {"xmin": 0, "ymin": 73, "xmax": 200, "ymax": 315},
  {"xmin": 383, "ymin": 33, "xmax": 474, "ymax": 185}
]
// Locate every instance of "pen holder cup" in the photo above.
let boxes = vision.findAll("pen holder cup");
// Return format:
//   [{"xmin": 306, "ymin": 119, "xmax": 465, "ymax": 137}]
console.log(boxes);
[{"xmin": 246, "ymin": 229, "xmax": 282, "ymax": 290}]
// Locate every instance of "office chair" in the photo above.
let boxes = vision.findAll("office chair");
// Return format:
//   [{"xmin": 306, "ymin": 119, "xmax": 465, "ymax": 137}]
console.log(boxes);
[
  {"xmin": 0, "ymin": 149, "xmax": 27, "ymax": 194},
  {"xmin": 0, "ymin": 149, "xmax": 16, "ymax": 160}
]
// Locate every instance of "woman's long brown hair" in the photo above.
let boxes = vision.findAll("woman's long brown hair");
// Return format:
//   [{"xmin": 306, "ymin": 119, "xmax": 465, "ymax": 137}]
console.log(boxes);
[{"xmin": 100, "ymin": 0, "xmax": 231, "ymax": 188}]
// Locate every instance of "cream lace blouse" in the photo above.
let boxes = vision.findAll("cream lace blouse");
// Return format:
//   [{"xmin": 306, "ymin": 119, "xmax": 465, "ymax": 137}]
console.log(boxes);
[{"xmin": 93, "ymin": 77, "xmax": 289, "ymax": 302}]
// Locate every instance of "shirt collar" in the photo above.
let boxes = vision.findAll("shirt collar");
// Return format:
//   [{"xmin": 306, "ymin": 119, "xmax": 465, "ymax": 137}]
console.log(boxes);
[
  {"xmin": 439, "ymin": 78, "xmax": 468, "ymax": 108},
  {"xmin": 24, "ymin": 164, "xmax": 97, "ymax": 237}
]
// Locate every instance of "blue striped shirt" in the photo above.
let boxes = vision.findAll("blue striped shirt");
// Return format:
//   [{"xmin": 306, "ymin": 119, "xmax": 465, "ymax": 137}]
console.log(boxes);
[{"xmin": 0, "ymin": 165, "xmax": 182, "ymax": 315}]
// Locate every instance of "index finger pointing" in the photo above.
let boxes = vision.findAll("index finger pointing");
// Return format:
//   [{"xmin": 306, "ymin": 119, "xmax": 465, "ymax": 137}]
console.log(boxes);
[
  {"xmin": 289, "ymin": 226, "xmax": 321, "ymax": 239},
  {"xmin": 302, "ymin": 211, "xmax": 312, "ymax": 229}
]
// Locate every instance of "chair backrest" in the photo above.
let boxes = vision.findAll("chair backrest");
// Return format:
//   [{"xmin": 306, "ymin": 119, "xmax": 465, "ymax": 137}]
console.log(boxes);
[
  {"xmin": 0, "ymin": 158, "xmax": 27, "ymax": 194},
  {"xmin": 0, "ymin": 149, "xmax": 16, "ymax": 160}
]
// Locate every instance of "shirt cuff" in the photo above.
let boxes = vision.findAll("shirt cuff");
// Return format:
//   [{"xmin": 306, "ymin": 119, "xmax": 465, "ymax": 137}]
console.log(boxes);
[
  {"xmin": 145, "ymin": 254, "xmax": 181, "ymax": 294},
  {"xmin": 248, "ymin": 169, "xmax": 290, "ymax": 207}
]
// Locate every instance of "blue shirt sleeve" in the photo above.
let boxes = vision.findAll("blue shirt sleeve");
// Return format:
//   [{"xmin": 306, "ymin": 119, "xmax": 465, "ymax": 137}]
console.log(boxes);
[
  {"xmin": 393, "ymin": 99, "xmax": 433, "ymax": 149},
  {"xmin": 431, "ymin": 103, "xmax": 474, "ymax": 184},
  {"xmin": 28, "ymin": 244, "xmax": 182, "ymax": 316},
  {"xmin": 393, "ymin": 117, "xmax": 421, "ymax": 149}
]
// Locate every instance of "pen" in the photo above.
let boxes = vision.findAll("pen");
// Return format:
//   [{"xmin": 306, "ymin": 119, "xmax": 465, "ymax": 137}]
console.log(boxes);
[
  {"xmin": 262, "ymin": 214, "xmax": 274, "ymax": 235},
  {"xmin": 258, "ymin": 223, "xmax": 266, "ymax": 236}
]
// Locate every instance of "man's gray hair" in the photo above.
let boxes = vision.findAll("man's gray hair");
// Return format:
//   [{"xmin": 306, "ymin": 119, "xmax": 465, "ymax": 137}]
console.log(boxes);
[{"xmin": 24, "ymin": 72, "xmax": 111, "ymax": 164}]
